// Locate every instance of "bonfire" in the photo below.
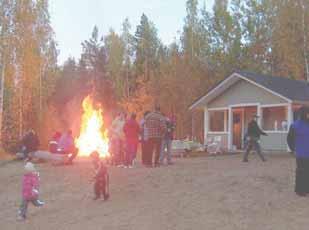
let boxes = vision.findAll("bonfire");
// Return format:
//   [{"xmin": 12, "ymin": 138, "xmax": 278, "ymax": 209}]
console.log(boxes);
[{"xmin": 75, "ymin": 96, "xmax": 109, "ymax": 158}]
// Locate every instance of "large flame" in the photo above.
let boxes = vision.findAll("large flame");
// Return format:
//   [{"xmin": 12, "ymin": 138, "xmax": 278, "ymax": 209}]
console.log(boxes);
[{"xmin": 75, "ymin": 96, "xmax": 109, "ymax": 157}]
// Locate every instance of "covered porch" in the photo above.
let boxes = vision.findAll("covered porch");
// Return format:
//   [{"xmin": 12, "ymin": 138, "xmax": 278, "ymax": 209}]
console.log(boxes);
[{"xmin": 204, "ymin": 103, "xmax": 304, "ymax": 151}]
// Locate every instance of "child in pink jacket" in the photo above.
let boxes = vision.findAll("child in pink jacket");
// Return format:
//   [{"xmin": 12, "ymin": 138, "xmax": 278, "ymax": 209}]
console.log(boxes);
[{"xmin": 18, "ymin": 162, "xmax": 44, "ymax": 221}]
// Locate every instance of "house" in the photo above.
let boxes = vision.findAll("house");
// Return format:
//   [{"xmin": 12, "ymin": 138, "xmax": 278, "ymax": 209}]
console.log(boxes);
[{"xmin": 189, "ymin": 71, "xmax": 309, "ymax": 151}]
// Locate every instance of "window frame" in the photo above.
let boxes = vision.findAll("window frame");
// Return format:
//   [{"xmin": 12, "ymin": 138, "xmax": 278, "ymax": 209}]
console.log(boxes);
[
  {"xmin": 208, "ymin": 109, "xmax": 229, "ymax": 134},
  {"xmin": 260, "ymin": 105, "xmax": 288, "ymax": 133}
]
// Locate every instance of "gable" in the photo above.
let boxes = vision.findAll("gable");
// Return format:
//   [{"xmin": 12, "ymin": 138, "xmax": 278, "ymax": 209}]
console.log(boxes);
[{"xmin": 208, "ymin": 79, "xmax": 287, "ymax": 108}]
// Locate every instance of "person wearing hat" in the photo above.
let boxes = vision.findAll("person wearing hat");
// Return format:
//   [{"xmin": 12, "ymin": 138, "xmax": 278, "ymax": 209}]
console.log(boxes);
[
  {"xmin": 18, "ymin": 162, "xmax": 44, "ymax": 220},
  {"xmin": 243, "ymin": 115, "xmax": 267, "ymax": 162},
  {"xmin": 287, "ymin": 106, "xmax": 309, "ymax": 196}
]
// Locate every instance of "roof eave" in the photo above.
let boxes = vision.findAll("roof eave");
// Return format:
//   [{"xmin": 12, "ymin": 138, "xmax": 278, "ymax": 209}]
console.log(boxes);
[{"xmin": 189, "ymin": 73, "xmax": 240, "ymax": 110}]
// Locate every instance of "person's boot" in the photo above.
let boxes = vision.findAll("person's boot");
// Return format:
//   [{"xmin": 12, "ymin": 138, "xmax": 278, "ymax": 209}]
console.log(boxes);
[
  {"xmin": 242, "ymin": 158, "xmax": 248, "ymax": 162},
  {"xmin": 103, "ymin": 193, "xmax": 110, "ymax": 201}
]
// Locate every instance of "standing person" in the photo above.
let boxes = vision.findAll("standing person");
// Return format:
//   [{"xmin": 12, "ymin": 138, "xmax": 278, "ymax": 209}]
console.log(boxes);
[
  {"xmin": 140, "ymin": 111, "xmax": 150, "ymax": 165},
  {"xmin": 110, "ymin": 113, "xmax": 126, "ymax": 167},
  {"xmin": 123, "ymin": 113, "xmax": 140, "ymax": 168},
  {"xmin": 144, "ymin": 105, "xmax": 166, "ymax": 167},
  {"xmin": 17, "ymin": 162, "xmax": 44, "ymax": 221},
  {"xmin": 159, "ymin": 116, "xmax": 175, "ymax": 165},
  {"xmin": 90, "ymin": 151, "xmax": 109, "ymax": 200},
  {"xmin": 287, "ymin": 106, "xmax": 309, "ymax": 196},
  {"xmin": 58, "ymin": 130, "xmax": 77, "ymax": 164},
  {"xmin": 243, "ymin": 115, "xmax": 267, "ymax": 162}
]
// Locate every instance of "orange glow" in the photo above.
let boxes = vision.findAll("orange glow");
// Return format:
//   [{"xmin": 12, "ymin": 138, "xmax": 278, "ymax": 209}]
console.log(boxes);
[{"xmin": 75, "ymin": 96, "xmax": 109, "ymax": 157}]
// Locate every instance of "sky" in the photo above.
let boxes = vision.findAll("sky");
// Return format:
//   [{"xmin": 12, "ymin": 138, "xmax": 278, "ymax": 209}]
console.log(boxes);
[{"xmin": 49, "ymin": 0, "xmax": 214, "ymax": 64}]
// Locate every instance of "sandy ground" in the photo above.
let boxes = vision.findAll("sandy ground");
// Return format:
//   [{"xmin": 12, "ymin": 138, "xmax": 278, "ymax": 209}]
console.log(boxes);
[{"xmin": 1, "ymin": 154, "xmax": 309, "ymax": 230}]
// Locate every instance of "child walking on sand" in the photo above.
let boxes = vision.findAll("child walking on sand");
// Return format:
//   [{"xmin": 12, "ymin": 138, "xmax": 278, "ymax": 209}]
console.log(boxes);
[
  {"xmin": 18, "ymin": 162, "xmax": 44, "ymax": 221},
  {"xmin": 90, "ymin": 151, "xmax": 110, "ymax": 201}
]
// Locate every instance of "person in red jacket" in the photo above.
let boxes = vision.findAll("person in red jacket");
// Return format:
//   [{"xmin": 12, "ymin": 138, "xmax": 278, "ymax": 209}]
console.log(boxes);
[
  {"xmin": 18, "ymin": 162, "xmax": 44, "ymax": 221},
  {"xmin": 123, "ymin": 113, "xmax": 140, "ymax": 168}
]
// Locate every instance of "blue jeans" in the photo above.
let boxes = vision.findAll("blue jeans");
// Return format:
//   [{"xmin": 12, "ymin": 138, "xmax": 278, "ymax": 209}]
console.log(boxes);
[{"xmin": 160, "ymin": 138, "xmax": 172, "ymax": 163}]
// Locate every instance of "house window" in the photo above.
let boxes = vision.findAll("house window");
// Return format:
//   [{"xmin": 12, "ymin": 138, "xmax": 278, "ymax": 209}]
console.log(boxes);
[
  {"xmin": 209, "ymin": 110, "xmax": 228, "ymax": 132},
  {"xmin": 262, "ymin": 106, "xmax": 287, "ymax": 131}
]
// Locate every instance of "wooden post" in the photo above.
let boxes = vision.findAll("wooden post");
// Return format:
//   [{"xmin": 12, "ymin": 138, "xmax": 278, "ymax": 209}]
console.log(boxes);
[
  {"xmin": 287, "ymin": 103, "xmax": 293, "ymax": 151},
  {"xmin": 228, "ymin": 107, "xmax": 232, "ymax": 150},
  {"xmin": 204, "ymin": 107, "xmax": 208, "ymax": 145}
]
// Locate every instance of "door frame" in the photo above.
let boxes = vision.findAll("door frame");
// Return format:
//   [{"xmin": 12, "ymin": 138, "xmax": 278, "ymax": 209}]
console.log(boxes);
[
  {"xmin": 228, "ymin": 103, "xmax": 260, "ymax": 150},
  {"xmin": 232, "ymin": 109, "xmax": 243, "ymax": 150}
]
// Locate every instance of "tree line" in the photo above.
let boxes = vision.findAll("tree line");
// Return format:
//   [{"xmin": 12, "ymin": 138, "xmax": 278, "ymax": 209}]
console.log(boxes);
[{"xmin": 1, "ymin": 0, "xmax": 309, "ymax": 151}]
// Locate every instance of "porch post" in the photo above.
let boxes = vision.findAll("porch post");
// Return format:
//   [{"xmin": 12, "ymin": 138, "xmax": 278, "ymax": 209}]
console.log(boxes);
[
  {"xmin": 287, "ymin": 103, "xmax": 293, "ymax": 151},
  {"xmin": 287, "ymin": 103, "xmax": 293, "ymax": 128},
  {"xmin": 228, "ymin": 107, "xmax": 232, "ymax": 150},
  {"xmin": 204, "ymin": 106, "xmax": 209, "ymax": 145},
  {"xmin": 257, "ymin": 104, "xmax": 262, "ymax": 126},
  {"xmin": 224, "ymin": 110, "xmax": 227, "ymax": 132}
]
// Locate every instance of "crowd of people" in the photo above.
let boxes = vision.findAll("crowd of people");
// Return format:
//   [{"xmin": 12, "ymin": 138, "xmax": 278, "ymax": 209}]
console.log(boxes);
[
  {"xmin": 18, "ymin": 104, "xmax": 175, "ymax": 169},
  {"xmin": 109, "ymin": 105, "xmax": 176, "ymax": 168}
]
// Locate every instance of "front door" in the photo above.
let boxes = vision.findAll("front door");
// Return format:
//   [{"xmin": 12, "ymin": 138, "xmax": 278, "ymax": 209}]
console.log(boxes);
[{"xmin": 233, "ymin": 110, "xmax": 242, "ymax": 150}]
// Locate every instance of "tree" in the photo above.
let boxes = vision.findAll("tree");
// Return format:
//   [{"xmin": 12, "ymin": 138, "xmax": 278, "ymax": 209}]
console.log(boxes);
[
  {"xmin": 121, "ymin": 18, "xmax": 134, "ymax": 98},
  {"xmin": 104, "ymin": 29, "xmax": 125, "ymax": 98},
  {"xmin": 81, "ymin": 26, "xmax": 115, "ymax": 111},
  {"xmin": 0, "ymin": 0, "xmax": 58, "ymax": 150},
  {"xmin": 134, "ymin": 14, "xmax": 160, "ymax": 81}
]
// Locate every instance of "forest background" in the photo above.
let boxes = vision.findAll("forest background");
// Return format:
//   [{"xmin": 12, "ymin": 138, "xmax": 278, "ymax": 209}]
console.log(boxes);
[{"xmin": 1, "ymin": 0, "xmax": 309, "ymax": 152}]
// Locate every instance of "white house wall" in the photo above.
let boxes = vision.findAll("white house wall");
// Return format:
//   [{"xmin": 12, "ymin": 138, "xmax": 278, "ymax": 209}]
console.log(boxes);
[
  {"xmin": 260, "ymin": 133, "xmax": 288, "ymax": 151},
  {"xmin": 208, "ymin": 79, "xmax": 287, "ymax": 109}
]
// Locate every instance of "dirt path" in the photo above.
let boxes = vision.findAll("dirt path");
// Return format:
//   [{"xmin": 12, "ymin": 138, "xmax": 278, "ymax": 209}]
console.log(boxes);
[{"xmin": 1, "ymin": 154, "xmax": 308, "ymax": 230}]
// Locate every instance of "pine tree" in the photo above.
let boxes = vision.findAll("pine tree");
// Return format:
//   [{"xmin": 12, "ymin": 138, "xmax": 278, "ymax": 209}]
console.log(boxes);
[{"xmin": 134, "ymin": 14, "xmax": 160, "ymax": 81}]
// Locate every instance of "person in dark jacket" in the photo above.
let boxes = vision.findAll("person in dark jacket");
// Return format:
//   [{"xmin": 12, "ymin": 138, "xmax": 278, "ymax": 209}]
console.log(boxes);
[
  {"xmin": 21, "ymin": 130, "xmax": 40, "ymax": 160},
  {"xmin": 243, "ymin": 115, "xmax": 267, "ymax": 162},
  {"xmin": 159, "ymin": 116, "xmax": 175, "ymax": 165},
  {"xmin": 287, "ymin": 106, "xmax": 309, "ymax": 196},
  {"xmin": 90, "ymin": 151, "xmax": 109, "ymax": 200}
]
